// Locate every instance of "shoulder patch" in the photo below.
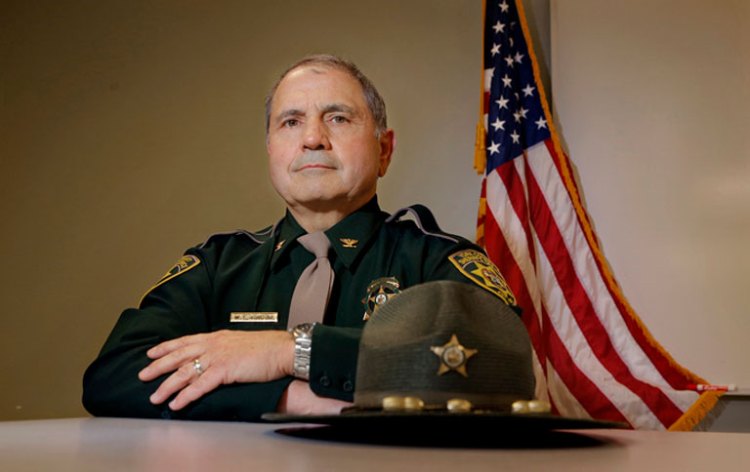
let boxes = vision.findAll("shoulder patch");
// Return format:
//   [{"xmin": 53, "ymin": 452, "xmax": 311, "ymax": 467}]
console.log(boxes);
[
  {"xmin": 140, "ymin": 255, "xmax": 201, "ymax": 305},
  {"xmin": 448, "ymin": 249, "xmax": 517, "ymax": 306}
]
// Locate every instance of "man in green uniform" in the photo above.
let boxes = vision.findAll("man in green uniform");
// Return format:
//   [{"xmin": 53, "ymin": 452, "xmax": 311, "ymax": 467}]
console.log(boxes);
[{"xmin": 82, "ymin": 54, "xmax": 518, "ymax": 421}]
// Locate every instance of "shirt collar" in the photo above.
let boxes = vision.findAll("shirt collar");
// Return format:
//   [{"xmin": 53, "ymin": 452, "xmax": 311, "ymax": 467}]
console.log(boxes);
[
  {"xmin": 270, "ymin": 213, "xmax": 307, "ymax": 271},
  {"xmin": 326, "ymin": 196, "xmax": 385, "ymax": 269},
  {"xmin": 270, "ymin": 196, "xmax": 386, "ymax": 271}
]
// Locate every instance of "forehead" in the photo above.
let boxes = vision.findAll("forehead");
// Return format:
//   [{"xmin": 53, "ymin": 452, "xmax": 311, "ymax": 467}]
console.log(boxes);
[{"xmin": 271, "ymin": 65, "xmax": 367, "ymax": 112}]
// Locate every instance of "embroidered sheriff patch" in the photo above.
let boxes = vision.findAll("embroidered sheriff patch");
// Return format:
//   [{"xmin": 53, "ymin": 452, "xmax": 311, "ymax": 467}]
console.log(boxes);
[
  {"xmin": 140, "ymin": 255, "xmax": 201, "ymax": 304},
  {"xmin": 448, "ymin": 249, "xmax": 516, "ymax": 306}
]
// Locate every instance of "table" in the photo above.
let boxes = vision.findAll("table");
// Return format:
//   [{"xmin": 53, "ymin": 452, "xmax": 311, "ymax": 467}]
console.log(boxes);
[{"xmin": 0, "ymin": 417, "xmax": 748, "ymax": 471}]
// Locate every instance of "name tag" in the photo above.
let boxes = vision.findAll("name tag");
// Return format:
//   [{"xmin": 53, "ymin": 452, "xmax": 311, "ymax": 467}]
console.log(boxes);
[{"xmin": 230, "ymin": 312, "xmax": 279, "ymax": 323}]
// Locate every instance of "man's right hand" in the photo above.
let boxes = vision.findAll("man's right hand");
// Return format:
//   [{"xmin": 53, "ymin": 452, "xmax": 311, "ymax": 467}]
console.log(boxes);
[{"xmin": 139, "ymin": 329, "xmax": 294, "ymax": 411}]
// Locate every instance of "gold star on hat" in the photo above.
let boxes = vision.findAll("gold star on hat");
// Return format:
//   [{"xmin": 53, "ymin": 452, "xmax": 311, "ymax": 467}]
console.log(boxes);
[{"xmin": 430, "ymin": 334, "xmax": 478, "ymax": 377}]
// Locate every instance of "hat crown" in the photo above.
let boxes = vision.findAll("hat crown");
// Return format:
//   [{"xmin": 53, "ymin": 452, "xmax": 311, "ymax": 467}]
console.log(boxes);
[{"xmin": 355, "ymin": 280, "xmax": 535, "ymax": 410}]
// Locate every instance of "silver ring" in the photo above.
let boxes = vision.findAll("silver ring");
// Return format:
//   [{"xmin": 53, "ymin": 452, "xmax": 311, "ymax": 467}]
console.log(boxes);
[{"xmin": 193, "ymin": 358, "xmax": 204, "ymax": 375}]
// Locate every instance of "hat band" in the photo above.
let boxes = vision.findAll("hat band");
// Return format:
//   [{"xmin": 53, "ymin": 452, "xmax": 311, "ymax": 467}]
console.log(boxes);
[{"xmin": 354, "ymin": 390, "xmax": 529, "ymax": 412}]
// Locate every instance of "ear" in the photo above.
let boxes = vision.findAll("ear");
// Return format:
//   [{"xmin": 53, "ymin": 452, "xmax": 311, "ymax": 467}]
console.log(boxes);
[
  {"xmin": 265, "ymin": 130, "xmax": 272, "ymax": 155},
  {"xmin": 377, "ymin": 129, "xmax": 395, "ymax": 177}
]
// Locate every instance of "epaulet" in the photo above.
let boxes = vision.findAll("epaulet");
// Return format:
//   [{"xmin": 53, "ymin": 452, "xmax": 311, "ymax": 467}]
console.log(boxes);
[
  {"xmin": 198, "ymin": 225, "xmax": 276, "ymax": 249},
  {"xmin": 385, "ymin": 204, "xmax": 459, "ymax": 243}
]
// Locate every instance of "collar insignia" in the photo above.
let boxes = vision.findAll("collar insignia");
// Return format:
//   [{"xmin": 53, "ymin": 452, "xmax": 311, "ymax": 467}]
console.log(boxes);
[
  {"xmin": 339, "ymin": 238, "xmax": 358, "ymax": 248},
  {"xmin": 430, "ymin": 334, "xmax": 478, "ymax": 377},
  {"xmin": 275, "ymin": 240, "xmax": 286, "ymax": 251}
]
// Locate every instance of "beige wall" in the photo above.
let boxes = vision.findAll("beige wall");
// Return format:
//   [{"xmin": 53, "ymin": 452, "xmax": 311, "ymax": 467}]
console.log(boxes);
[
  {"xmin": 3, "ymin": 0, "xmax": 545, "ymax": 420},
  {"xmin": 8, "ymin": 0, "xmax": 745, "ymax": 422},
  {"xmin": 552, "ymin": 1, "xmax": 750, "ymax": 388}
]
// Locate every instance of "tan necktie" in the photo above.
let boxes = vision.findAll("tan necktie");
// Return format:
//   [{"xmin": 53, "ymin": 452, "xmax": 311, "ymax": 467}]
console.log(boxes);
[{"xmin": 287, "ymin": 231, "xmax": 334, "ymax": 327}]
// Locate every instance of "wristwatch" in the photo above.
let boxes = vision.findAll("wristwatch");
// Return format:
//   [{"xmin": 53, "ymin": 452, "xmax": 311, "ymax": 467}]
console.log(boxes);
[{"xmin": 288, "ymin": 323, "xmax": 316, "ymax": 380}]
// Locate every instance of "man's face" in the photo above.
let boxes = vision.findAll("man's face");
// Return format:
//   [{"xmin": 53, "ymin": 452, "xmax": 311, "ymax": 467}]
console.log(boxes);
[{"xmin": 266, "ymin": 65, "xmax": 393, "ymax": 214}]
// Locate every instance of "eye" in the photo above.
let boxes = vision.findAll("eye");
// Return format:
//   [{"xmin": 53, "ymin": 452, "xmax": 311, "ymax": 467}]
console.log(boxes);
[
  {"xmin": 282, "ymin": 118, "xmax": 300, "ymax": 128},
  {"xmin": 330, "ymin": 115, "xmax": 349, "ymax": 124}
]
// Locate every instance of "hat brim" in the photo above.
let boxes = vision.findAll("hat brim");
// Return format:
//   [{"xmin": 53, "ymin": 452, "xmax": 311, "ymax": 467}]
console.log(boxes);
[{"xmin": 261, "ymin": 410, "xmax": 627, "ymax": 431}]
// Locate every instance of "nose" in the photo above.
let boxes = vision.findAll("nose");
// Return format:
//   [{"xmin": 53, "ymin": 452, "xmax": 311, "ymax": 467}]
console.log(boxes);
[{"xmin": 302, "ymin": 120, "xmax": 331, "ymax": 151}]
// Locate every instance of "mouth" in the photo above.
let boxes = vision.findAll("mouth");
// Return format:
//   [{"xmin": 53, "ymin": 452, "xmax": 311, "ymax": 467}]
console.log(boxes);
[
  {"xmin": 298, "ymin": 163, "xmax": 335, "ymax": 171},
  {"xmin": 292, "ymin": 151, "xmax": 338, "ymax": 173}
]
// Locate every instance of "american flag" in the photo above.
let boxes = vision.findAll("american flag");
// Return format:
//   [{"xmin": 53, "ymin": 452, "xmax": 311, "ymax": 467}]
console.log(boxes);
[{"xmin": 475, "ymin": 0, "xmax": 720, "ymax": 430}]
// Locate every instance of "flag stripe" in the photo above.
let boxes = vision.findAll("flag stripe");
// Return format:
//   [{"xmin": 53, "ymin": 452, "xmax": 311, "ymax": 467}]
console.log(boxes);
[
  {"xmin": 539, "ymin": 299, "xmax": 634, "ymax": 425},
  {"xmin": 481, "ymin": 170, "xmax": 545, "ymax": 358},
  {"xmin": 533, "ymin": 218, "xmax": 667, "ymax": 429},
  {"xmin": 528, "ymin": 144, "xmax": 689, "ymax": 427},
  {"xmin": 483, "ymin": 173, "xmax": 615, "ymax": 418},
  {"xmin": 485, "ymin": 161, "xmax": 665, "ymax": 428},
  {"xmin": 528, "ymin": 143, "xmax": 702, "ymax": 414},
  {"xmin": 544, "ymin": 143, "xmax": 705, "ymax": 391}
]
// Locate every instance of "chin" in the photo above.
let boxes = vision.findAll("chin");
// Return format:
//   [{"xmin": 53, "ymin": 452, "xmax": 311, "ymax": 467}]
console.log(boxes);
[
  {"xmin": 288, "ymin": 192, "xmax": 338, "ymax": 206},
  {"xmin": 290, "ymin": 185, "xmax": 343, "ymax": 203}
]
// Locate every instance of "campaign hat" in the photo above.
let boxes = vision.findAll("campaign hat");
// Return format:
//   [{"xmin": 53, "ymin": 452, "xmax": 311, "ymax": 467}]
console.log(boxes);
[{"xmin": 263, "ymin": 280, "xmax": 626, "ymax": 432}]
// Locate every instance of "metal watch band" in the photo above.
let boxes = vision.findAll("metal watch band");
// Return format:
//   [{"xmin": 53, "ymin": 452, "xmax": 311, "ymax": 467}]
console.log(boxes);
[{"xmin": 290, "ymin": 323, "xmax": 315, "ymax": 380}]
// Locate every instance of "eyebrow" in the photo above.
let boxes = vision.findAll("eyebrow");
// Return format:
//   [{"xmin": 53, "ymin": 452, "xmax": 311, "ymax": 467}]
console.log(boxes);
[
  {"xmin": 273, "ymin": 103, "xmax": 359, "ymax": 124},
  {"xmin": 321, "ymin": 103, "xmax": 357, "ymax": 115},
  {"xmin": 274, "ymin": 108, "xmax": 304, "ymax": 124}
]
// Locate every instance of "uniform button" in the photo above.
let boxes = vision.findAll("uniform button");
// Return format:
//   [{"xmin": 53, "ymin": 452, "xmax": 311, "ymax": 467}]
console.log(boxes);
[
  {"xmin": 319, "ymin": 376, "xmax": 331, "ymax": 387},
  {"xmin": 342, "ymin": 380, "xmax": 354, "ymax": 392}
]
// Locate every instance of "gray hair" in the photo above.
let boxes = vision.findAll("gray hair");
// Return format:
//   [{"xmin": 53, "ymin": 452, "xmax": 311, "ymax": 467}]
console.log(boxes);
[{"xmin": 264, "ymin": 54, "xmax": 388, "ymax": 137}]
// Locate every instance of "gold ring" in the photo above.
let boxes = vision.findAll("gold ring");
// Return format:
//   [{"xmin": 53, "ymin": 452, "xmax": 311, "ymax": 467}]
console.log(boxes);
[{"xmin": 193, "ymin": 358, "xmax": 204, "ymax": 375}]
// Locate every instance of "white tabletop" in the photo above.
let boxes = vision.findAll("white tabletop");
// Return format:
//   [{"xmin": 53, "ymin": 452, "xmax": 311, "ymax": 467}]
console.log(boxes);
[{"xmin": 0, "ymin": 417, "xmax": 748, "ymax": 471}]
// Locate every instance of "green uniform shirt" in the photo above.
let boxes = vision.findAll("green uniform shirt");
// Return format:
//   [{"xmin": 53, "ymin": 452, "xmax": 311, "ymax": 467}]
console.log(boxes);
[{"xmin": 82, "ymin": 197, "xmax": 517, "ymax": 421}]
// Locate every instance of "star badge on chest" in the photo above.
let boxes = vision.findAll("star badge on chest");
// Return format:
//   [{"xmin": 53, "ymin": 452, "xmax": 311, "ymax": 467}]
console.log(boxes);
[{"xmin": 361, "ymin": 276, "xmax": 400, "ymax": 321}]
